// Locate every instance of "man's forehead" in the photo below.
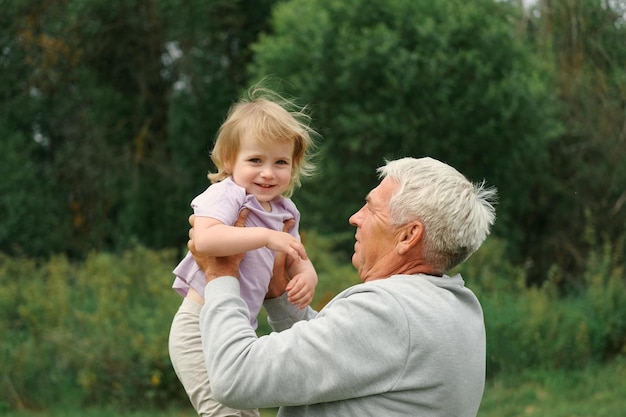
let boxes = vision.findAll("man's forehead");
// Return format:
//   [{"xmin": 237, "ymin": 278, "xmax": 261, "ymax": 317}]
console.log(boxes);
[{"xmin": 368, "ymin": 177, "xmax": 397, "ymax": 203}]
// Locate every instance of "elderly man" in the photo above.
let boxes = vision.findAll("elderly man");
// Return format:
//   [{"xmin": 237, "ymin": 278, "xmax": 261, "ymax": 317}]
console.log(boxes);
[{"xmin": 188, "ymin": 157, "xmax": 497, "ymax": 417}]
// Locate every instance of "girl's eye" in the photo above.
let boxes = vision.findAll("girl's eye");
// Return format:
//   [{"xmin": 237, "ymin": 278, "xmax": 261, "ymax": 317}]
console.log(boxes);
[
  {"xmin": 249, "ymin": 158, "xmax": 261, "ymax": 164},
  {"xmin": 276, "ymin": 160, "xmax": 289, "ymax": 165}
]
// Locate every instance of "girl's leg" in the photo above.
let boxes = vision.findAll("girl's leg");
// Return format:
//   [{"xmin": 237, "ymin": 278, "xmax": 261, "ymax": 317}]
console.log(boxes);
[{"xmin": 169, "ymin": 297, "xmax": 259, "ymax": 417}]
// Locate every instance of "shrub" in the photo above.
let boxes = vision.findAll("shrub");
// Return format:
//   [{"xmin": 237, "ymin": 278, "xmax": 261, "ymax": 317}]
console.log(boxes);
[
  {"xmin": 1, "ymin": 233, "xmax": 624, "ymax": 411},
  {"xmin": 0, "ymin": 232, "xmax": 359, "ymax": 411},
  {"xmin": 0, "ymin": 247, "xmax": 187, "ymax": 411},
  {"xmin": 456, "ymin": 236, "xmax": 626, "ymax": 376}
]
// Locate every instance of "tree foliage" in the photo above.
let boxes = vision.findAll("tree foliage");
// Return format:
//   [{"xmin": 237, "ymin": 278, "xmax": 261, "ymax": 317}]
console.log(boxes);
[
  {"xmin": 2, "ymin": 238, "xmax": 624, "ymax": 410},
  {"xmin": 520, "ymin": 0, "xmax": 626, "ymax": 284},
  {"xmin": 250, "ymin": 0, "xmax": 562, "ymax": 275},
  {"xmin": 0, "ymin": 0, "xmax": 275, "ymax": 257},
  {"xmin": 0, "ymin": 0, "xmax": 624, "ymax": 288}
]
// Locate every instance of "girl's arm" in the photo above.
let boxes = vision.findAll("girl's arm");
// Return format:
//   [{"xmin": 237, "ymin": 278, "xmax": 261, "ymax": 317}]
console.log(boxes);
[{"xmin": 193, "ymin": 216, "xmax": 308, "ymax": 261}]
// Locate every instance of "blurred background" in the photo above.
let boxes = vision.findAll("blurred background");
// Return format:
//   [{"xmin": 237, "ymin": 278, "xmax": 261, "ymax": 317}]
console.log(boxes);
[{"xmin": 1, "ymin": 0, "xmax": 625, "ymax": 415}]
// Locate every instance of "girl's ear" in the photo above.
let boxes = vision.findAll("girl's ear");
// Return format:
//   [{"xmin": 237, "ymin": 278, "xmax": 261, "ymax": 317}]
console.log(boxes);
[
  {"xmin": 223, "ymin": 160, "xmax": 232, "ymax": 174},
  {"xmin": 397, "ymin": 221, "xmax": 424, "ymax": 255}
]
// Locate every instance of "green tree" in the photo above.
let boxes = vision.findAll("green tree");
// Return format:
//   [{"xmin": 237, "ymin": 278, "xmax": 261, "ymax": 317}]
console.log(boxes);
[
  {"xmin": 522, "ymin": 0, "xmax": 626, "ymax": 284},
  {"xmin": 0, "ymin": 0, "xmax": 276, "ymax": 257},
  {"xmin": 0, "ymin": 0, "xmax": 164, "ymax": 256},
  {"xmin": 159, "ymin": 0, "xmax": 277, "ymax": 250},
  {"xmin": 250, "ymin": 0, "xmax": 561, "ymax": 269},
  {"xmin": 0, "ymin": 1, "xmax": 74, "ymax": 256}
]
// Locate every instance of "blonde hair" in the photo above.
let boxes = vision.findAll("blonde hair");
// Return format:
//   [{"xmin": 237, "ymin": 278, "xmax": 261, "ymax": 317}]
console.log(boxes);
[{"xmin": 208, "ymin": 85, "xmax": 317, "ymax": 197}]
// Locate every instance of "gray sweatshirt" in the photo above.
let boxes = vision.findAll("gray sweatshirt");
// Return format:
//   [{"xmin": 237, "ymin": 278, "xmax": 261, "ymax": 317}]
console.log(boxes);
[{"xmin": 200, "ymin": 273, "xmax": 485, "ymax": 417}]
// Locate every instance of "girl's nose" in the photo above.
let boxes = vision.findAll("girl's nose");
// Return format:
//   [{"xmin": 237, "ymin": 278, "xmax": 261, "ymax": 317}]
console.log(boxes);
[{"xmin": 260, "ymin": 167, "xmax": 274, "ymax": 178}]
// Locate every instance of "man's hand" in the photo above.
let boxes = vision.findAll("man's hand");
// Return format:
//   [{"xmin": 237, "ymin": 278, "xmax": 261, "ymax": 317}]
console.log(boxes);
[
  {"xmin": 265, "ymin": 218, "xmax": 296, "ymax": 299},
  {"xmin": 188, "ymin": 209, "xmax": 249, "ymax": 282}
]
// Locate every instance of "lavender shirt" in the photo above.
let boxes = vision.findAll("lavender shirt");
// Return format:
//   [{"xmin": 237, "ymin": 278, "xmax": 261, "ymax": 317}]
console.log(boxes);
[{"xmin": 172, "ymin": 177, "xmax": 300, "ymax": 329}]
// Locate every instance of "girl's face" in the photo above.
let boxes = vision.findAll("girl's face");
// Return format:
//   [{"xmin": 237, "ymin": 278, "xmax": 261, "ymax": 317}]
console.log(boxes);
[{"xmin": 227, "ymin": 133, "xmax": 294, "ymax": 211}]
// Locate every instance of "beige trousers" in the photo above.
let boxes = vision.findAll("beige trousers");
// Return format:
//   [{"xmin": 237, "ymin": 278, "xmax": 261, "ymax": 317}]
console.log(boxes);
[{"xmin": 168, "ymin": 297, "xmax": 260, "ymax": 417}]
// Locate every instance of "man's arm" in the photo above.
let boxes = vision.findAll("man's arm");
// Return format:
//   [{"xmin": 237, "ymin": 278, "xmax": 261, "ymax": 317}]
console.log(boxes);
[
  {"xmin": 264, "ymin": 219, "xmax": 294, "ymax": 299},
  {"xmin": 200, "ymin": 283, "xmax": 406, "ymax": 409},
  {"xmin": 263, "ymin": 293, "xmax": 317, "ymax": 332}
]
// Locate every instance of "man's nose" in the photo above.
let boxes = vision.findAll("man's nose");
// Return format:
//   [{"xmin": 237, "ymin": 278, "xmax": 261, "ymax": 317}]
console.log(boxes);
[{"xmin": 349, "ymin": 206, "xmax": 364, "ymax": 226}]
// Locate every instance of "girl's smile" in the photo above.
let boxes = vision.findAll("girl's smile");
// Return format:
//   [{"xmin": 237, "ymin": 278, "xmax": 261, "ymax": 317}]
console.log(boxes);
[{"xmin": 228, "ymin": 133, "xmax": 295, "ymax": 211}]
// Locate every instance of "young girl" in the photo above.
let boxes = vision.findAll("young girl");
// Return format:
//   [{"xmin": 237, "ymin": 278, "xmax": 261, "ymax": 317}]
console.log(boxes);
[{"xmin": 168, "ymin": 86, "xmax": 318, "ymax": 417}]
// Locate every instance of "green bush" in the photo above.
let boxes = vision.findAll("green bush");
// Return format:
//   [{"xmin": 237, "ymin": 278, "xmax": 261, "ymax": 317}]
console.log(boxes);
[
  {"xmin": 0, "ymin": 247, "xmax": 187, "ymax": 411},
  {"xmin": 1, "ymin": 233, "xmax": 624, "ymax": 412},
  {"xmin": 456, "ymin": 236, "xmax": 626, "ymax": 376},
  {"xmin": 579, "ymin": 236, "xmax": 626, "ymax": 361},
  {"xmin": 0, "ymin": 232, "xmax": 358, "ymax": 412}
]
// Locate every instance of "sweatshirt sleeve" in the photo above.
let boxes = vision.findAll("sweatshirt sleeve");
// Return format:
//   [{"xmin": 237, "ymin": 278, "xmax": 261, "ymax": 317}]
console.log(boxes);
[
  {"xmin": 200, "ymin": 278, "xmax": 409, "ymax": 409},
  {"xmin": 262, "ymin": 293, "xmax": 317, "ymax": 332}
]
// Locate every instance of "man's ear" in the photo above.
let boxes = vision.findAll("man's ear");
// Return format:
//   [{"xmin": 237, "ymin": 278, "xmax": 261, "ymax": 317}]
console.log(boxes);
[{"xmin": 397, "ymin": 221, "xmax": 424, "ymax": 255}]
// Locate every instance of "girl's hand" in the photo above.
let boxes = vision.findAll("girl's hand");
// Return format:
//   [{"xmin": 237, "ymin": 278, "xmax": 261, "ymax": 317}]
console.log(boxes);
[
  {"xmin": 286, "ymin": 271, "xmax": 317, "ymax": 309},
  {"xmin": 266, "ymin": 230, "xmax": 308, "ymax": 262}
]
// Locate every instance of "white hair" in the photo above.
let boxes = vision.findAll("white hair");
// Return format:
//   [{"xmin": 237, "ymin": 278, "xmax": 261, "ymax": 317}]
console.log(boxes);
[{"xmin": 378, "ymin": 157, "xmax": 497, "ymax": 273}]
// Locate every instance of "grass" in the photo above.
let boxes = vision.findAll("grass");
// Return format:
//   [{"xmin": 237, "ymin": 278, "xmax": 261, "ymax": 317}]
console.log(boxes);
[
  {"xmin": 478, "ymin": 358, "xmax": 626, "ymax": 417},
  {"xmin": 1, "ymin": 407, "xmax": 279, "ymax": 417},
  {"xmin": 4, "ymin": 358, "xmax": 624, "ymax": 417}
]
